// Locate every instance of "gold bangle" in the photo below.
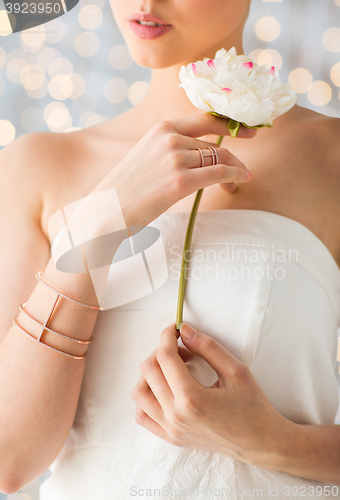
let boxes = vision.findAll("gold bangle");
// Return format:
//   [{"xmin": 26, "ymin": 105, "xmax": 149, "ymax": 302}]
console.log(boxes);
[
  {"xmin": 13, "ymin": 318, "xmax": 87, "ymax": 360},
  {"xmin": 19, "ymin": 303, "xmax": 93, "ymax": 344},
  {"xmin": 10, "ymin": 269, "xmax": 101, "ymax": 360},
  {"xmin": 35, "ymin": 271, "xmax": 104, "ymax": 311}
]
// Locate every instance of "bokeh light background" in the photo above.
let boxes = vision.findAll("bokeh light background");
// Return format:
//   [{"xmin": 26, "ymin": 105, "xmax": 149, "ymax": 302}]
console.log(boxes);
[
  {"xmin": 0, "ymin": 0, "xmax": 339, "ymax": 497},
  {"xmin": 0, "ymin": 0, "xmax": 339, "ymax": 149}
]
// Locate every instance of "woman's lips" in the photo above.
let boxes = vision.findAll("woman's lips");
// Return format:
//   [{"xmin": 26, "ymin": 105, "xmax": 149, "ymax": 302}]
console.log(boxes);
[{"xmin": 128, "ymin": 20, "xmax": 173, "ymax": 40}]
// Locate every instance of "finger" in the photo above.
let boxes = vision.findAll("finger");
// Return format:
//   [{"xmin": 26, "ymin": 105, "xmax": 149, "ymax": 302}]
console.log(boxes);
[
  {"xmin": 173, "ymin": 135, "xmax": 228, "ymax": 154},
  {"xmin": 179, "ymin": 323, "xmax": 245, "ymax": 378},
  {"xmin": 178, "ymin": 346, "xmax": 192, "ymax": 363},
  {"xmin": 139, "ymin": 346, "xmax": 191, "ymax": 363},
  {"xmin": 183, "ymin": 145, "xmax": 246, "ymax": 170},
  {"xmin": 186, "ymin": 162, "xmax": 252, "ymax": 193},
  {"xmin": 139, "ymin": 354, "xmax": 174, "ymax": 411},
  {"xmin": 135, "ymin": 405, "xmax": 168, "ymax": 440},
  {"xmin": 132, "ymin": 374, "xmax": 166, "ymax": 426},
  {"xmin": 156, "ymin": 324, "xmax": 201, "ymax": 397},
  {"xmin": 170, "ymin": 113, "xmax": 257, "ymax": 140}
]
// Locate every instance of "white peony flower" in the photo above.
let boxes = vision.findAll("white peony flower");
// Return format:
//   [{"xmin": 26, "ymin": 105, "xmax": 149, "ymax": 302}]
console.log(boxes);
[{"xmin": 178, "ymin": 47, "xmax": 297, "ymax": 136}]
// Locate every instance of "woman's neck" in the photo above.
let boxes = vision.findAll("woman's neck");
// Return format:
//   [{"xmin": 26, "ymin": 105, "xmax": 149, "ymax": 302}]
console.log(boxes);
[{"xmin": 132, "ymin": 36, "xmax": 245, "ymax": 126}]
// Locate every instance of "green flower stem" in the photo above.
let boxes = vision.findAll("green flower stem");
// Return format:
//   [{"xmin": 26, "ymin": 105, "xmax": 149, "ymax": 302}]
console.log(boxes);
[{"xmin": 176, "ymin": 134, "xmax": 224, "ymax": 330}]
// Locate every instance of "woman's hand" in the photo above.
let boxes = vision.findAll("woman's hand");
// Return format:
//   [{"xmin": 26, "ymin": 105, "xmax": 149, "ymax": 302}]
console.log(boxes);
[
  {"xmin": 95, "ymin": 113, "xmax": 255, "ymax": 229},
  {"xmin": 131, "ymin": 322, "xmax": 289, "ymax": 466}
]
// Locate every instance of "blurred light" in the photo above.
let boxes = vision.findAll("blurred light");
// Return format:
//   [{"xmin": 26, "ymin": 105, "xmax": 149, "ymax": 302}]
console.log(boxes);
[
  {"xmin": 80, "ymin": 0, "xmax": 105, "ymax": 8},
  {"xmin": 7, "ymin": 48, "xmax": 30, "ymax": 62},
  {"xmin": 20, "ymin": 26, "xmax": 46, "ymax": 52},
  {"xmin": 21, "ymin": 493, "xmax": 32, "ymax": 500},
  {"xmin": 20, "ymin": 64, "xmax": 46, "ymax": 91},
  {"xmin": 37, "ymin": 48, "xmax": 62, "ymax": 71},
  {"xmin": 45, "ymin": 18, "xmax": 66, "ymax": 44},
  {"xmin": 307, "ymin": 81, "xmax": 332, "ymax": 106},
  {"xmin": 70, "ymin": 73, "xmax": 86, "ymax": 99},
  {"xmin": 75, "ymin": 32, "xmax": 100, "ymax": 57},
  {"xmin": 108, "ymin": 45, "xmax": 133, "ymax": 70},
  {"xmin": 78, "ymin": 111, "xmax": 94, "ymax": 127},
  {"xmin": 0, "ymin": 10, "xmax": 12, "ymax": 36},
  {"xmin": 78, "ymin": 5, "xmax": 103, "ymax": 30},
  {"xmin": 335, "ymin": 0, "xmax": 340, "ymax": 7},
  {"xmin": 257, "ymin": 49, "xmax": 283, "ymax": 71},
  {"xmin": 322, "ymin": 27, "xmax": 340, "ymax": 53},
  {"xmin": 104, "ymin": 77, "xmax": 128, "ymax": 103},
  {"xmin": 128, "ymin": 81, "xmax": 149, "ymax": 105},
  {"xmin": 6, "ymin": 58, "xmax": 29, "ymax": 84},
  {"xmin": 65, "ymin": 127, "xmax": 82, "ymax": 132},
  {"xmin": 288, "ymin": 68, "xmax": 313, "ymax": 94},
  {"xmin": 77, "ymin": 112, "xmax": 105, "ymax": 128},
  {"xmin": 25, "ymin": 79, "xmax": 49, "ymax": 99},
  {"xmin": 255, "ymin": 16, "xmax": 281, "ymax": 42},
  {"xmin": 0, "ymin": 46, "xmax": 6, "ymax": 68},
  {"xmin": 48, "ymin": 57, "xmax": 74, "ymax": 77},
  {"xmin": 86, "ymin": 113, "xmax": 104, "ymax": 127},
  {"xmin": 248, "ymin": 49, "xmax": 263, "ymax": 64},
  {"xmin": 0, "ymin": 119, "xmax": 15, "ymax": 146},
  {"xmin": 44, "ymin": 102, "xmax": 72, "ymax": 132},
  {"xmin": 20, "ymin": 107, "xmax": 44, "ymax": 132},
  {"xmin": 331, "ymin": 62, "xmax": 340, "ymax": 86},
  {"xmin": 262, "ymin": 0, "xmax": 283, "ymax": 2},
  {"xmin": 49, "ymin": 75, "xmax": 74, "ymax": 100},
  {"xmin": 0, "ymin": 76, "xmax": 5, "ymax": 97}
]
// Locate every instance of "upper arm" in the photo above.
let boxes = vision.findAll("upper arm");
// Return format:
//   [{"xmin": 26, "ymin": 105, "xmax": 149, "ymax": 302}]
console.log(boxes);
[{"xmin": 0, "ymin": 134, "xmax": 52, "ymax": 344}]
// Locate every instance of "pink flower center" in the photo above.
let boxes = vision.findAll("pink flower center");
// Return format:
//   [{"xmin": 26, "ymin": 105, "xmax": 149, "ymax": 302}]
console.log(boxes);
[
  {"xmin": 222, "ymin": 88, "xmax": 232, "ymax": 94},
  {"xmin": 207, "ymin": 59, "xmax": 215, "ymax": 68},
  {"xmin": 191, "ymin": 63, "xmax": 197, "ymax": 73},
  {"xmin": 241, "ymin": 62, "xmax": 253, "ymax": 70},
  {"xmin": 270, "ymin": 66, "xmax": 275, "ymax": 75}
]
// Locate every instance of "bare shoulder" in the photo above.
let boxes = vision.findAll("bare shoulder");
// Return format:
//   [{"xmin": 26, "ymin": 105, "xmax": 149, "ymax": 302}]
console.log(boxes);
[
  {"xmin": 321, "ymin": 114, "xmax": 340, "ymax": 164},
  {"xmin": 0, "ymin": 131, "xmax": 77, "ymax": 199},
  {"xmin": 296, "ymin": 107, "xmax": 340, "ymax": 160},
  {"xmin": 0, "ymin": 127, "xmax": 110, "ymax": 230}
]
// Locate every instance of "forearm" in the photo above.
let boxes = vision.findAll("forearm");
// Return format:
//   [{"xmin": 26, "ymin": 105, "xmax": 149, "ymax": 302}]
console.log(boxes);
[
  {"xmin": 256, "ymin": 415, "xmax": 340, "ymax": 485},
  {"xmin": 0, "ymin": 257, "xmax": 107, "ymax": 494}
]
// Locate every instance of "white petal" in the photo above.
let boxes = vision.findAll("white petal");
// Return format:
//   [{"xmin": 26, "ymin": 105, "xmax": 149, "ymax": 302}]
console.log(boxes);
[
  {"xmin": 178, "ymin": 46, "xmax": 297, "ymax": 127},
  {"xmin": 184, "ymin": 89, "xmax": 213, "ymax": 112}
]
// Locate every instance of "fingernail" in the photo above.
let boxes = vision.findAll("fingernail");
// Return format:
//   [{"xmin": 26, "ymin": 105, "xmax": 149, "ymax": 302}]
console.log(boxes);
[
  {"xmin": 245, "ymin": 170, "xmax": 253, "ymax": 179},
  {"xmin": 180, "ymin": 323, "xmax": 198, "ymax": 340}
]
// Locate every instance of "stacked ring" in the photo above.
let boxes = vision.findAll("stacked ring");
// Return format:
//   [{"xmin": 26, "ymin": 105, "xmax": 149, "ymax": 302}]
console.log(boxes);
[{"xmin": 195, "ymin": 147, "xmax": 218, "ymax": 167}]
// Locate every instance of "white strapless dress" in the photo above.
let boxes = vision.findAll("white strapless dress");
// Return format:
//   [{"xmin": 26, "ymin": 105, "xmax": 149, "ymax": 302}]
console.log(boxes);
[{"xmin": 40, "ymin": 209, "xmax": 340, "ymax": 500}]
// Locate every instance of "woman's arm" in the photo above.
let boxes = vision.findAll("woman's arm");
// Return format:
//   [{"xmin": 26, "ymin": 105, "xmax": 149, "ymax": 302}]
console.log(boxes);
[
  {"xmin": 132, "ymin": 323, "xmax": 340, "ymax": 485},
  {"xmin": 256, "ymin": 419, "xmax": 340, "ymax": 485},
  {"xmin": 0, "ymin": 135, "xmax": 112, "ymax": 494}
]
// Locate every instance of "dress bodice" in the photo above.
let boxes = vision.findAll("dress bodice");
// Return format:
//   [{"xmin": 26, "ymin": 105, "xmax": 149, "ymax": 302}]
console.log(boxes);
[{"xmin": 41, "ymin": 209, "xmax": 340, "ymax": 500}]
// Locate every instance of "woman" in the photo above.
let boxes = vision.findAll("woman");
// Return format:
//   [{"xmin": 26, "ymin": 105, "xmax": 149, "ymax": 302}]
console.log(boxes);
[{"xmin": 0, "ymin": 0, "xmax": 339, "ymax": 498}]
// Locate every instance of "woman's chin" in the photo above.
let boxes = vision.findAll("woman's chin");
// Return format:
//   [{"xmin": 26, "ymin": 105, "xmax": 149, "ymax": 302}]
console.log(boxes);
[{"xmin": 126, "ymin": 46, "xmax": 183, "ymax": 69}]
